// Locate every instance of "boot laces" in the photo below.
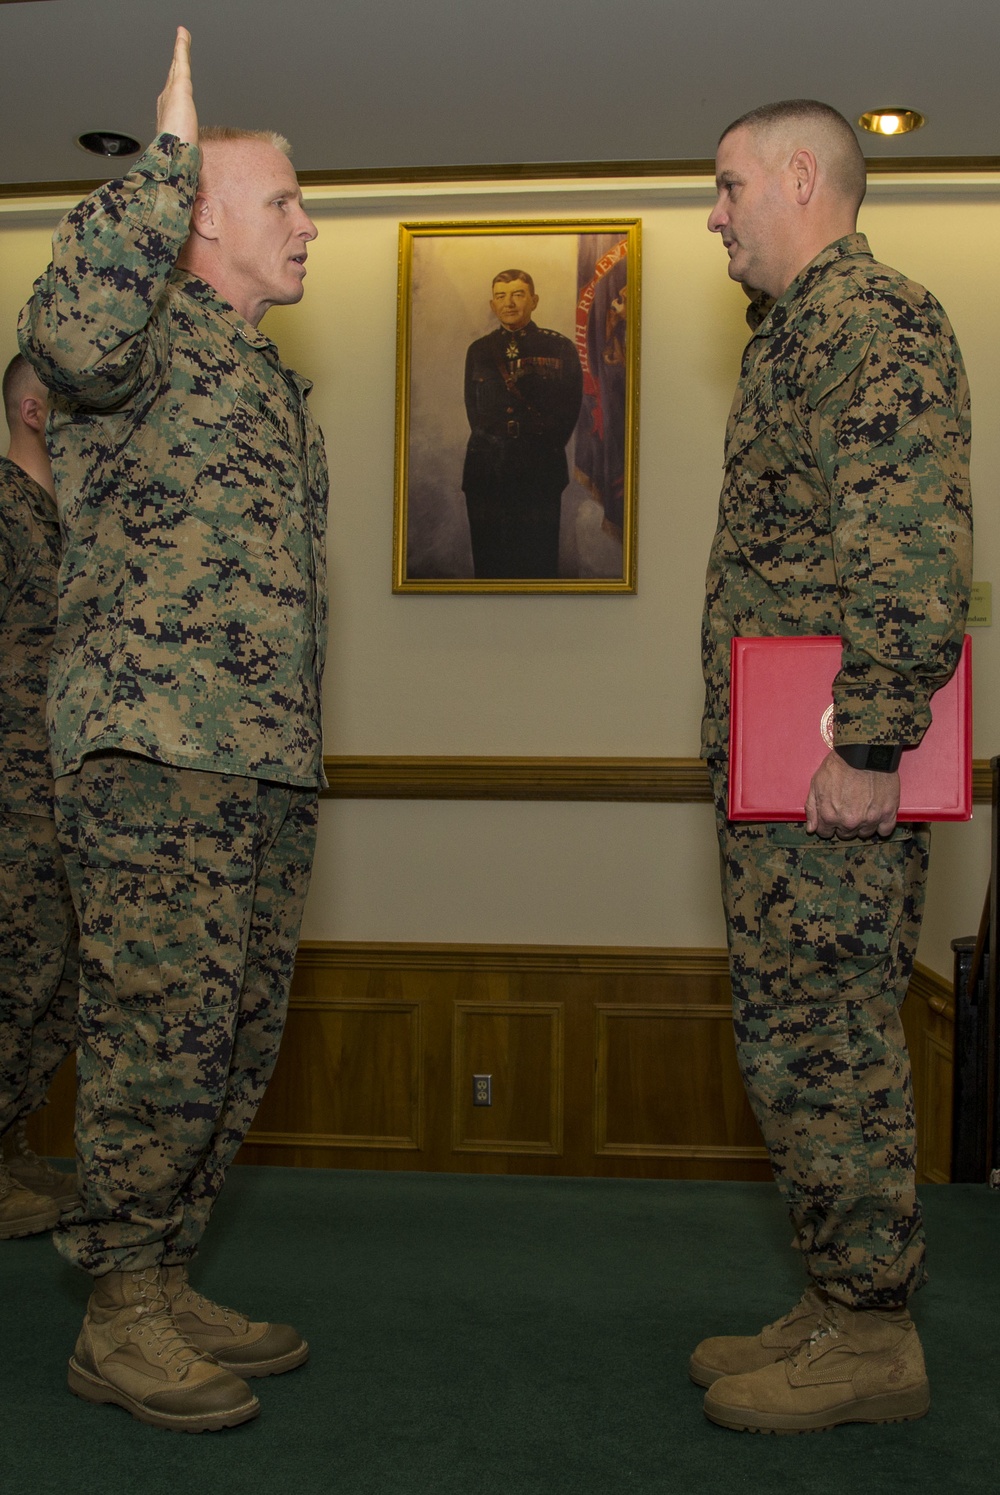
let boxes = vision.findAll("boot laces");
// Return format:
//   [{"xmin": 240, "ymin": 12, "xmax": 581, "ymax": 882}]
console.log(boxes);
[
  {"xmin": 125, "ymin": 1269, "xmax": 212, "ymax": 1369},
  {"xmin": 797, "ymin": 1314, "xmax": 843, "ymax": 1364},
  {"xmin": 768, "ymin": 1286, "xmax": 825, "ymax": 1347},
  {"xmin": 12, "ymin": 1120, "xmax": 40, "ymax": 1164},
  {"xmin": 9, "ymin": 1121, "xmax": 64, "ymax": 1183}
]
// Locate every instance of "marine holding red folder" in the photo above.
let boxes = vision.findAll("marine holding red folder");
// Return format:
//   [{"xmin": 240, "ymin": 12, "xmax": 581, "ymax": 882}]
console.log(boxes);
[{"xmin": 692, "ymin": 98, "xmax": 973, "ymax": 1437}]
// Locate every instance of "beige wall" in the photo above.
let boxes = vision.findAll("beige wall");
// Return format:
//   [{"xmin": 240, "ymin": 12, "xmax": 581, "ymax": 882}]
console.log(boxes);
[{"xmin": 2, "ymin": 174, "xmax": 997, "ymax": 975}]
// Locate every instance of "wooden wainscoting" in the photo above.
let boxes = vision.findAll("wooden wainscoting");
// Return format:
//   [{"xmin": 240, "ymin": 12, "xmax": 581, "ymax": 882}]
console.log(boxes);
[
  {"xmin": 902, "ymin": 964, "xmax": 956, "ymax": 1185},
  {"xmin": 237, "ymin": 943, "xmax": 771, "ymax": 1180},
  {"xmin": 26, "ymin": 946, "xmax": 955, "ymax": 1184}
]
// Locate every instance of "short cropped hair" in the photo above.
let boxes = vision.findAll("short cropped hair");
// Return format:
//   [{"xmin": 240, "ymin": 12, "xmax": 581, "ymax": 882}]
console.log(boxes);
[
  {"xmin": 719, "ymin": 99, "xmax": 866, "ymax": 210},
  {"xmin": 2, "ymin": 353, "xmax": 39, "ymax": 427},
  {"xmin": 199, "ymin": 125, "xmax": 292, "ymax": 159},
  {"xmin": 492, "ymin": 268, "xmax": 536, "ymax": 295}
]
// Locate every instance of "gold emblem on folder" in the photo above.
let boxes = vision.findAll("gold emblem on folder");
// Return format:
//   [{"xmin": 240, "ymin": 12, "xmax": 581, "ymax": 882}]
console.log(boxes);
[{"xmin": 820, "ymin": 705, "xmax": 835, "ymax": 749}]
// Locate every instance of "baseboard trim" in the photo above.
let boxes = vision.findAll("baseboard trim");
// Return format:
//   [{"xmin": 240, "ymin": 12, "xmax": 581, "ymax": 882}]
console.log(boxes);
[{"xmin": 595, "ymin": 1143, "xmax": 771, "ymax": 1160}]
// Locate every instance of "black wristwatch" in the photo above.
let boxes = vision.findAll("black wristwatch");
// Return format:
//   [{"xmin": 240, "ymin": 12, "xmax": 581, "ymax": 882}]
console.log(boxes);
[{"xmin": 834, "ymin": 743, "xmax": 903, "ymax": 773}]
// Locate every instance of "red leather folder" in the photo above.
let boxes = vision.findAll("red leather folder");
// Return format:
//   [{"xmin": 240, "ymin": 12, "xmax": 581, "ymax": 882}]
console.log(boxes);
[{"xmin": 728, "ymin": 634, "xmax": 972, "ymax": 822}]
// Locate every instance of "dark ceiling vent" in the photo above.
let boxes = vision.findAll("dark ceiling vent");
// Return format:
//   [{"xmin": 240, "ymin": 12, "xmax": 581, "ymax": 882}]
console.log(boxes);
[{"xmin": 77, "ymin": 131, "xmax": 141, "ymax": 158}]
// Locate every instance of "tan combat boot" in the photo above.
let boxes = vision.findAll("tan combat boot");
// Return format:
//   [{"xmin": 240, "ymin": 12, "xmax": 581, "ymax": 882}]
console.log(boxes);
[
  {"xmin": 1, "ymin": 1119, "xmax": 78, "ymax": 1214},
  {"xmin": 0, "ymin": 1162, "xmax": 60, "ymax": 1239},
  {"xmin": 68, "ymin": 1266, "xmax": 261, "ymax": 1431},
  {"xmin": 689, "ymin": 1285, "xmax": 830, "ymax": 1387},
  {"xmin": 703, "ymin": 1303, "xmax": 929, "ymax": 1433},
  {"xmin": 163, "ymin": 1264, "xmax": 309, "ymax": 1377}
]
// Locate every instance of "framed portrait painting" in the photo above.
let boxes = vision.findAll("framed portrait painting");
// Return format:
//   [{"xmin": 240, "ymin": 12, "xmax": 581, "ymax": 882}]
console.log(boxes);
[{"xmin": 393, "ymin": 219, "xmax": 640, "ymax": 593}]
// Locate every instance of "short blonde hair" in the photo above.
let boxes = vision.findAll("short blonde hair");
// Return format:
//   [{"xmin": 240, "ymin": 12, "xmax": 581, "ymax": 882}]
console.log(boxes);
[{"xmin": 199, "ymin": 126, "xmax": 292, "ymax": 158}]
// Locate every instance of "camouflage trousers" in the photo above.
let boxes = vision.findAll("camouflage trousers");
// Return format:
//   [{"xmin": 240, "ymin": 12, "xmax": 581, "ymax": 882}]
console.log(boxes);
[
  {"xmin": 0, "ymin": 811, "xmax": 78, "ymax": 1134},
  {"xmin": 53, "ymin": 752, "xmax": 318, "ymax": 1276},
  {"xmin": 712, "ymin": 771, "xmax": 929, "ymax": 1308}
]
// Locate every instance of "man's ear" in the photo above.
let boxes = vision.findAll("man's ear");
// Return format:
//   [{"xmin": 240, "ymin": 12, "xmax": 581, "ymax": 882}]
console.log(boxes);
[
  {"xmin": 19, "ymin": 393, "xmax": 47, "ymax": 434},
  {"xmin": 188, "ymin": 190, "xmax": 221, "ymax": 242},
  {"xmin": 790, "ymin": 147, "xmax": 818, "ymax": 205}
]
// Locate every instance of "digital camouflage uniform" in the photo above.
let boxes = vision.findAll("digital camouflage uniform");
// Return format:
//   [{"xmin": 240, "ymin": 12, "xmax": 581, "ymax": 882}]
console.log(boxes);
[
  {"xmin": 0, "ymin": 456, "xmax": 77, "ymax": 1137},
  {"xmin": 19, "ymin": 134, "xmax": 328, "ymax": 1276},
  {"xmin": 702, "ymin": 233, "xmax": 972, "ymax": 1308},
  {"xmin": 463, "ymin": 321, "xmax": 583, "ymax": 578}
]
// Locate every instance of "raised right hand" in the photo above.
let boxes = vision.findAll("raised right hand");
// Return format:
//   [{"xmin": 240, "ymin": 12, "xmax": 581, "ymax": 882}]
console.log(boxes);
[{"xmin": 156, "ymin": 26, "xmax": 197, "ymax": 145}]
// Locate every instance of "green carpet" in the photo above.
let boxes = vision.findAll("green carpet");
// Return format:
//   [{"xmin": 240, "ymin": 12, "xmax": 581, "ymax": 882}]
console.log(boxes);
[{"xmin": 3, "ymin": 1170, "xmax": 998, "ymax": 1494}]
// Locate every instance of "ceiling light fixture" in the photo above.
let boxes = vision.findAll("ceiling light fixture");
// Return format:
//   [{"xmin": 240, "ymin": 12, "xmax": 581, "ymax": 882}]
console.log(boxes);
[
  {"xmin": 857, "ymin": 109, "xmax": 925, "ymax": 137},
  {"xmin": 77, "ymin": 130, "xmax": 141, "ymax": 158}
]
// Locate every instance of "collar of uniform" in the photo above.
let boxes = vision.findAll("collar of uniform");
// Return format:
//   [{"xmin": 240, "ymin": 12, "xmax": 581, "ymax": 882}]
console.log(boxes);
[
  {"xmin": 498, "ymin": 321, "xmax": 536, "ymax": 339},
  {"xmin": 0, "ymin": 454, "xmax": 57, "ymax": 522},
  {"xmin": 172, "ymin": 269, "xmax": 274, "ymax": 350},
  {"xmin": 761, "ymin": 233, "xmax": 873, "ymax": 333}
]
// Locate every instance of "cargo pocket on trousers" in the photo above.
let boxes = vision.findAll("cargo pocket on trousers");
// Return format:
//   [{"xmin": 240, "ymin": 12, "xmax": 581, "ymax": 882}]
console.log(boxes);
[
  {"xmin": 75, "ymin": 824, "xmax": 208, "ymax": 1013},
  {"xmin": 78, "ymin": 992, "xmax": 235, "ymax": 1141},
  {"xmin": 111, "ymin": 867, "xmax": 209, "ymax": 1010},
  {"xmin": 785, "ymin": 841, "xmax": 904, "ymax": 995}
]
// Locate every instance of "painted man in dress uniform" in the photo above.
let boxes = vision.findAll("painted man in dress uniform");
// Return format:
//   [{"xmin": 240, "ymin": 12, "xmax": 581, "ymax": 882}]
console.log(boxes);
[
  {"xmin": 19, "ymin": 28, "xmax": 327, "ymax": 1432},
  {"xmin": 462, "ymin": 269, "xmax": 583, "ymax": 579},
  {"xmin": 692, "ymin": 100, "xmax": 971, "ymax": 1435}
]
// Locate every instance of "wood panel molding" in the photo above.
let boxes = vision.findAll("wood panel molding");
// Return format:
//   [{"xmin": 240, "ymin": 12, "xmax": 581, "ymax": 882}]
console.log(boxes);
[
  {"xmin": 322, "ymin": 755, "xmax": 993, "ymax": 805},
  {"xmin": 239, "ymin": 939, "xmax": 768, "ymax": 1180},
  {"xmin": 293, "ymin": 941, "xmax": 732, "ymax": 978},
  {"xmin": 594, "ymin": 1001, "xmax": 768, "ymax": 1161},
  {"xmin": 452, "ymin": 1002, "xmax": 564, "ymax": 1154},
  {"xmin": 902, "ymin": 960, "xmax": 955, "ymax": 1184},
  {"xmin": 30, "ymin": 943, "xmax": 956, "ymax": 1187},
  {"xmin": 920, "ymin": 1032, "xmax": 955, "ymax": 1185},
  {"xmin": 247, "ymin": 999, "xmax": 423, "ymax": 1152},
  {"xmin": 243, "ymin": 1128, "xmax": 420, "ymax": 1152},
  {"xmin": 6, "ymin": 157, "xmax": 1000, "ymax": 202},
  {"xmin": 322, "ymin": 755, "xmax": 713, "ymax": 802},
  {"xmin": 908, "ymin": 961, "xmax": 955, "ymax": 1023}
]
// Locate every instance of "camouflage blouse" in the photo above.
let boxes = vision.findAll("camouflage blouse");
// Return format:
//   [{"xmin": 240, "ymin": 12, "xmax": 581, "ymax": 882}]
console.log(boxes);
[
  {"xmin": 702, "ymin": 233, "xmax": 972, "ymax": 760},
  {"xmin": 19, "ymin": 136, "xmax": 328, "ymax": 788}
]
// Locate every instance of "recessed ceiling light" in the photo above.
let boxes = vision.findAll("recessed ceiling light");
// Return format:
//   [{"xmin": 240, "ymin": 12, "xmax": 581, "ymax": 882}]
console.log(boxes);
[
  {"xmin": 77, "ymin": 131, "xmax": 141, "ymax": 158},
  {"xmin": 858, "ymin": 109, "xmax": 925, "ymax": 137}
]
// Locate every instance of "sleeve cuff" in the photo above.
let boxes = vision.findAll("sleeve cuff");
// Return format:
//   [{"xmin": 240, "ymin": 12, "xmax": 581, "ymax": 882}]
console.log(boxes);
[
  {"xmin": 832, "ymin": 685, "xmax": 929, "ymax": 749},
  {"xmin": 135, "ymin": 133, "xmax": 201, "ymax": 185}
]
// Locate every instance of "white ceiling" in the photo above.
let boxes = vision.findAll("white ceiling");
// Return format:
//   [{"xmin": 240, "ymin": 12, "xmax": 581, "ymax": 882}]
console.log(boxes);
[{"xmin": 1, "ymin": 0, "xmax": 997, "ymax": 188}]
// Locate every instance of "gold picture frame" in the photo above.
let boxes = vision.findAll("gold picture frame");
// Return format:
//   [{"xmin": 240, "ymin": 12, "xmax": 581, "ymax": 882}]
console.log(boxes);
[{"xmin": 393, "ymin": 218, "xmax": 640, "ymax": 594}]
